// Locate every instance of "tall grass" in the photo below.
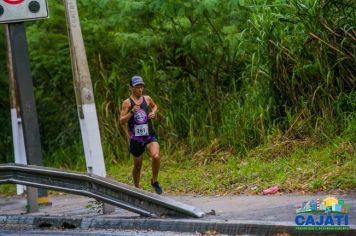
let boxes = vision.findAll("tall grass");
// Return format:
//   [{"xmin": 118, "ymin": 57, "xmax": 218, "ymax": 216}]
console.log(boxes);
[
  {"xmin": 88, "ymin": 0, "xmax": 356, "ymax": 162},
  {"xmin": 0, "ymin": 0, "xmax": 354, "ymax": 168}
]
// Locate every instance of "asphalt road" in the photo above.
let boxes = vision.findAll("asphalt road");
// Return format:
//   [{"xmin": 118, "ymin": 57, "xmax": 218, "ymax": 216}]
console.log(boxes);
[
  {"xmin": 1, "ymin": 192, "xmax": 355, "ymax": 235},
  {"xmin": 0, "ymin": 228, "xmax": 206, "ymax": 236},
  {"xmin": 1, "ymin": 192, "xmax": 355, "ymax": 222}
]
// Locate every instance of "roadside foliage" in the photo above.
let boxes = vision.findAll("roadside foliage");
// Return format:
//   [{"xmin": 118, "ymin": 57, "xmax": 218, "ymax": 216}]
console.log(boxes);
[{"xmin": 0, "ymin": 0, "xmax": 354, "ymax": 192}]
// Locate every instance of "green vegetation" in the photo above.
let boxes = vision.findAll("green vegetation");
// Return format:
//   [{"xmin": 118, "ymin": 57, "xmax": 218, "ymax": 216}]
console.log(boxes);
[
  {"xmin": 106, "ymin": 138, "xmax": 355, "ymax": 194},
  {"xmin": 0, "ymin": 0, "xmax": 355, "ymax": 195}
]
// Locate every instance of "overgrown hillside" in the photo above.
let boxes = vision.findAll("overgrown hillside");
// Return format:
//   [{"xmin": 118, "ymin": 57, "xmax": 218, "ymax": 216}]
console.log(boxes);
[{"xmin": 0, "ymin": 0, "xmax": 355, "ymax": 194}]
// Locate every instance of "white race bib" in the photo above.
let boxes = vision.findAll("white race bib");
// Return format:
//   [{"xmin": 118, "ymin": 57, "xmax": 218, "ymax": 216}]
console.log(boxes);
[{"xmin": 134, "ymin": 124, "xmax": 149, "ymax": 136}]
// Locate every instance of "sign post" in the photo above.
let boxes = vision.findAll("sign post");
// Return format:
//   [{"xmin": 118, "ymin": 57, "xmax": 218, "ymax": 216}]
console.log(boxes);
[
  {"xmin": 5, "ymin": 24, "xmax": 27, "ymax": 196},
  {"xmin": 1, "ymin": 0, "xmax": 49, "ymax": 212},
  {"xmin": 63, "ymin": 0, "xmax": 113, "ymax": 214}
]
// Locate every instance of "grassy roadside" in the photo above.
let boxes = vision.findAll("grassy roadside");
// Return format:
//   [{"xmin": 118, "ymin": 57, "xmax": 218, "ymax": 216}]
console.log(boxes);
[
  {"xmin": 1, "ymin": 137, "xmax": 355, "ymax": 196},
  {"xmin": 106, "ymin": 137, "xmax": 355, "ymax": 195}
]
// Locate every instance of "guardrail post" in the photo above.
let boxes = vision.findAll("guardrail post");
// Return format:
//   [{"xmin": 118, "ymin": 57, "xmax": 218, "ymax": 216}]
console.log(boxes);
[{"xmin": 27, "ymin": 186, "xmax": 38, "ymax": 213}]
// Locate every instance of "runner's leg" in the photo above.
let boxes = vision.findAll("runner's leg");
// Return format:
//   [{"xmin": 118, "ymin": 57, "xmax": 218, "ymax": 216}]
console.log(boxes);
[
  {"xmin": 132, "ymin": 156, "xmax": 143, "ymax": 188},
  {"xmin": 146, "ymin": 142, "xmax": 160, "ymax": 183}
]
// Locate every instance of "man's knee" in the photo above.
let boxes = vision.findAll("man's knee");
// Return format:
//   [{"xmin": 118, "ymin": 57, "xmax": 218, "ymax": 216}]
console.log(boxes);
[{"xmin": 151, "ymin": 152, "xmax": 160, "ymax": 160}]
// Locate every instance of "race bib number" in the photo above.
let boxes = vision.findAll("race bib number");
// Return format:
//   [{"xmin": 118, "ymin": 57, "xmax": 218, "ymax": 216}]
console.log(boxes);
[{"xmin": 134, "ymin": 124, "xmax": 149, "ymax": 136}]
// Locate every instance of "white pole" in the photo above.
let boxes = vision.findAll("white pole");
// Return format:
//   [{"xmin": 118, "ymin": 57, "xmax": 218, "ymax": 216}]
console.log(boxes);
[
  {"xmin": 63, "ymin": 1, "xmax": 113, "ymax": 213},
  {"xmin": 63, "ymin": 0, "xmax": 107, "ymax": 178}
]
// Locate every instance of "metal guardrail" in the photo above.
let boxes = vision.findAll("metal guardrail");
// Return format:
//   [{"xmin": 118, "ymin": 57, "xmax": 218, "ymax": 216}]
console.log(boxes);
[{"xmin": 0, "ymin": 163, "xmax": 205, "ymax": 218}]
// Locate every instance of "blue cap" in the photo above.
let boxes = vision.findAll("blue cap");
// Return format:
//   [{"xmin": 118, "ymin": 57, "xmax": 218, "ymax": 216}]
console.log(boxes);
[{"xmin": 130, "ymin": 75, "xmax": 145, "ymax": 86}]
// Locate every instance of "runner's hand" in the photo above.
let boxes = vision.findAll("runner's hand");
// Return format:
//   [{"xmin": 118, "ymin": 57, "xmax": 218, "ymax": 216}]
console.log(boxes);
[
  {"xmin": 148, "ymin": 112, "xmax": 156, "ymax": 119},
  {"xmin": 131, "ymin": 105, "xmax": 140, "ymax": 113}
]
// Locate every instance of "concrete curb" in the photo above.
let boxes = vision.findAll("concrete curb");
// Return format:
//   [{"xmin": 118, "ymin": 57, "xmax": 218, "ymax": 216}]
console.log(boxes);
[{"xmin": 1, "ymin": 215, "xmax": 355, "ymax": 235}]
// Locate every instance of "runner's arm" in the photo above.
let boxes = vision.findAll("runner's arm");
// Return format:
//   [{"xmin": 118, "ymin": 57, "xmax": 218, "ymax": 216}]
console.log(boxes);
[
  {"xmin": 146, "ymin": 96, "xmax": 158, "ymax": 118},
  {"xmin": 119, "ymin": 99, "xmax": 133, "ymax": 125}
]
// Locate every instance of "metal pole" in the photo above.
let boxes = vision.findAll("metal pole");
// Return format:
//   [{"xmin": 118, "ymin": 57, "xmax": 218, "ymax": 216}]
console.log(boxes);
[
  {"xmin": 7, "ymin": 22, "xmax": 49, "ymax": 211},
  {"xmin": 4, "ymin": 24, "xmax": 27, "ymax": 196},
  {"xmin": 63, "ymin": 0, "xmax": 113, "ymax": 214}
]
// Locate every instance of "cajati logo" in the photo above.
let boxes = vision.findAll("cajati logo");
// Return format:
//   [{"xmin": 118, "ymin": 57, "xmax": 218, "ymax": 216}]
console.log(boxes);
[
  {"xmin": 3, "ymin": 0, "xmax": 24, "ymax": 5},
  {"xmin": 295, "ymin": 197, "xmax": 351, "ymax": 231}
]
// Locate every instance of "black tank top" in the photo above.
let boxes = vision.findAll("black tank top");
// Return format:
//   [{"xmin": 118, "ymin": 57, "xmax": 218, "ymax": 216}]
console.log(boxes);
[{"xmin": 128, "ymin": 96, "xmax": 156, "ymax": 139}]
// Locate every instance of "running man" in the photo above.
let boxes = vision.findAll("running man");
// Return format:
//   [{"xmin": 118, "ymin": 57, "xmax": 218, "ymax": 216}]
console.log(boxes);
[{"xmin": 119, "ymin": 75, "xmax": 163, "ymax": 194}]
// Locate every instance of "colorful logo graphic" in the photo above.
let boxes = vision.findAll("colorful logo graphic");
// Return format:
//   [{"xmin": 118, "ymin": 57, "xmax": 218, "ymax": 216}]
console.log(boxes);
[
  {"xmin": 296, "ymin": 197, "xmax": 350, "ymax": 214},
  {"xmin": 295, "ymin": 197, "xmax": 351, "ymax": 231},
  {"xmin": 134, "ymin": 109, "xmax": 147, "ymax": 124}
]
